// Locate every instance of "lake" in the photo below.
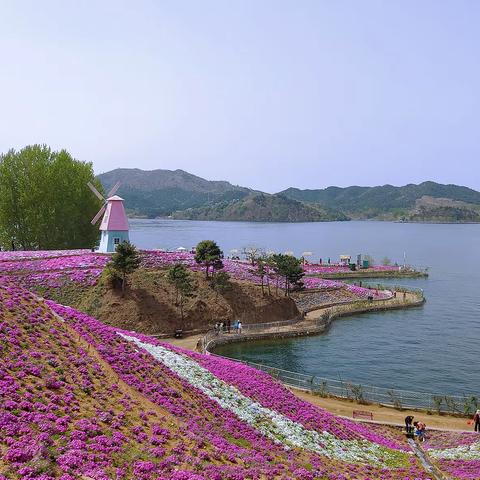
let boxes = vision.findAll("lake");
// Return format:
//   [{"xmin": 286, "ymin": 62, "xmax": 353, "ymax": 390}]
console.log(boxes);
[{"xmin": 130, "ymin": 219, "xmax": 480, "ymax": 396}]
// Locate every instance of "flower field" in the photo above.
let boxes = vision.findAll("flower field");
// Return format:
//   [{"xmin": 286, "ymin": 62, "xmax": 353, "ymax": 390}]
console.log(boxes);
[
  {"xmin": 0, "ymin": 250, "xmax": 389, "ymax": 304},
  {"xmin": 1, "ymin": 281, "xmax": 478, "ymax": 478},
  {"xmin": 423, "ymin": 431, "xmax": 480, "ymax": 479},
  {"xmin": 1, "ymin": 283, "xmax": 432, "ymax": 479}
]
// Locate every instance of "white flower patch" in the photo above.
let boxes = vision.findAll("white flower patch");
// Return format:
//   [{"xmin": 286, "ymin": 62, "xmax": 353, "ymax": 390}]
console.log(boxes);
[
  {"xmin": 429, "ymin": 441, "xmax": 480, "ymax": 460},
  {"xmin": 118, "ymin": 333, "xmax": 406, "ymax": 467}
]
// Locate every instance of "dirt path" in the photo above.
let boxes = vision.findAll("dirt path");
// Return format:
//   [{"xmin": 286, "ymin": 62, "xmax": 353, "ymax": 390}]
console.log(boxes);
[
  {"xmin": 163, "ymin": 334, "xmax": 203, "ymax": 351},
  {"xmin": 290, "ymin": 388, "xmax": 472, "ymax": 431}
]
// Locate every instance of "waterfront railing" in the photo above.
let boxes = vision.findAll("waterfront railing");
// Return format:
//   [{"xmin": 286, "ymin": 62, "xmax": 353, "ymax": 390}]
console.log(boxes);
[{"xmin": 209, "ymin": 354, "xmax": 478, "ymax": 416}]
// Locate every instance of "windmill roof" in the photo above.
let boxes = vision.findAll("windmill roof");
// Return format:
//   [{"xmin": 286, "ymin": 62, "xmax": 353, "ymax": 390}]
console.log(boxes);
[{"xmin": 100, "ymin": 196, "xmax": 129, "ymax": 231}]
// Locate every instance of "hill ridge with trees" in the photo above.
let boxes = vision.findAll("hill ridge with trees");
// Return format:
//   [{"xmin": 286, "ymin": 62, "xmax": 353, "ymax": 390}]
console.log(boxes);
[{"xmin": 98, "ymin": 168, "xmax": 480, "ymax": 223}]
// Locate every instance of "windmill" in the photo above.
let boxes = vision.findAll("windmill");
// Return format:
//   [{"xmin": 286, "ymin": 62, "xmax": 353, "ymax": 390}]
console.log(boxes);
[{"xmin": 88, "ymin": 181, "xmax": 130, "ymax": 253}]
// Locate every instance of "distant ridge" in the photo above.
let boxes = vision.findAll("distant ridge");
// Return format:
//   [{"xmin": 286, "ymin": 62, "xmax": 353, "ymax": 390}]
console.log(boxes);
[
  {"xmin": 98, "ymin": 168, "xmax": 252, "ymax": 217},
  {"xmin": 98, "ymin": 169, "xmax": 480, "ymax": 223},
  {"xmin": 280, "ymin": 181, "xmax": 480, "ymax": 220},
  {"xmin": 172, "ymin": 193, "xmax": 349, "ymax": 222}
]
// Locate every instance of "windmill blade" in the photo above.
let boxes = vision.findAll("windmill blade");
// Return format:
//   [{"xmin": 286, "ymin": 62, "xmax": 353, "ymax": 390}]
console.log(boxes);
[
  {"xmin": 91, "ymin": 206, "xmax": 106, "ymax": 225},
  {"xmin": 107, "ymin": 181, "xmax": 121, "ymax": 198},
  {"xmin": 87, "ymin": 182, "xmax": 105, "ymax": 201}
]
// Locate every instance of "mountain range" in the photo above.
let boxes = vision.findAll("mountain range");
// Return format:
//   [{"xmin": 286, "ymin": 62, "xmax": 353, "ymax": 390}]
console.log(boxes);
[{"xmin": 98, "ymin": 168, "xmax": 480, "ymax": 223}]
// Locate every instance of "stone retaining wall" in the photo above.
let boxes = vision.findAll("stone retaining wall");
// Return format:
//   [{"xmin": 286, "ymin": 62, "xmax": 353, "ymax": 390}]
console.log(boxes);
[{"xmin": 201, "ymin": 294, "xmax": 425, "ymax": 353}]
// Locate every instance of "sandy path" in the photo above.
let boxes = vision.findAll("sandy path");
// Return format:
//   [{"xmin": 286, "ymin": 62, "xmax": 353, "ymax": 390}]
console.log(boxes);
[{"xmin": 290, "ymin": 388, "xmax": 473, "ymax": 431}]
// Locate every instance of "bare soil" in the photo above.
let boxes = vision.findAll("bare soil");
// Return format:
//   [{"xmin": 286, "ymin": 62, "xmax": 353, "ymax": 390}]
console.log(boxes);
[{"xmin": 76, "ymin": 269, "xmax": 298, "ymax": 335}]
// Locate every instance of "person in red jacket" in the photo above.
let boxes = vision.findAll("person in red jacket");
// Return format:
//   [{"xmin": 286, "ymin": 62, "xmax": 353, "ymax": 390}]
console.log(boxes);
[{"xmin": 474, "ymin": 410, "xmax": 480, "ymax": 432}]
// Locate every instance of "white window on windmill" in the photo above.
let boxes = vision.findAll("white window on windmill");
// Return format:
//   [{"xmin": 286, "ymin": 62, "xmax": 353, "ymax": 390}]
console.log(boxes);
[{"xmin": 114, "ymin": 237, "xmax": 120, "ymax": 245}]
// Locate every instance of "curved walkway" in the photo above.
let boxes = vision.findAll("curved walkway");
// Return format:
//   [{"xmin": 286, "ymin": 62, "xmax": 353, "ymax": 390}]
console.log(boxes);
[
  {"xmin": 201, "ymin": 290, "xmax": 424, "ymax": 352},
  {"xmin": 163, "ymin": 291, "xmax": 474, "ymax": 432}
]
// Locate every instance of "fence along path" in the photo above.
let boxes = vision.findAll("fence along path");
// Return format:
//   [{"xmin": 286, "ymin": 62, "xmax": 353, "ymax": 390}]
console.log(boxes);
[{"xmin": 208, "ymin": 354, "xmax": 478, "ymax": 415}]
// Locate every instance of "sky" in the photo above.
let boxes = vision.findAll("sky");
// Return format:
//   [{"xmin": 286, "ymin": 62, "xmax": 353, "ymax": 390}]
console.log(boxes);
[{"xmin": 1, "ymin": 0, "xmax": 480, "ymax": 193}]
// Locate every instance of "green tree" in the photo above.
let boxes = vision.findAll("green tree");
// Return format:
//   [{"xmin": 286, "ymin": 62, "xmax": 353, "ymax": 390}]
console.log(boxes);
[
  {"xmin": 194, "ymin": 240, "xmax": 223, "ymax": 278},
  {"xmin": 210, "ymin": 271, "xmax": 232, "ymax": 298},
  {"xmin": 270, "ymin": 254, "xmax": 304, "ymax": 296},
  {"xmin": 109, "ymin": 241, "xmax": 140, "ymax": 296},
  {"xmin": 166, "ymin": 263, "xmax": 195, "ymax": 324},
  {"xmin": 0, "ymin": 145, "xmax": 103, "ymax": 250}
]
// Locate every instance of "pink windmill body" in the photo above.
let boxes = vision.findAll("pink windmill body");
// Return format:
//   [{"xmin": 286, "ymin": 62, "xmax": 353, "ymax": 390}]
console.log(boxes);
[{"xmin": 88, "ymin": 182, "xmax": 130, "ymax": 253}]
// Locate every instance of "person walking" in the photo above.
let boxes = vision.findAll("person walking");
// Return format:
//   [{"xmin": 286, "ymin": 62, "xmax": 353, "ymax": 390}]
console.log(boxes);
[
  {"xmin": 227, "ymin": 319, "xmax": 231, "ymax": 334},
  {"xmin": 237, "ymin": 321, "xmax": 243, "ymax": 334},
  {"xmin": 474, "ymin": 410, "xmax": 480, "ymax": 432},
  {"xmin": 405, "ymin": 415, "xmax": 414, "ymax": 434}
]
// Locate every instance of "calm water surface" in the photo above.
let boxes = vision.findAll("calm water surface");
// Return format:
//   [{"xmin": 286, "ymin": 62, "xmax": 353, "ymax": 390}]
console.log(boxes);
[{"xmin": 130, "ymin": 219, "xmax": 480, "ymax": 395}]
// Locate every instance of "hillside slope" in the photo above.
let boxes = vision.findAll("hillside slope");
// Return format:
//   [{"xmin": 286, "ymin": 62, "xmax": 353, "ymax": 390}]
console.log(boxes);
[
  {"xmin": 405, "ymin": 196, "xmax": 480, "ymax": 223},
  {"xmin": 172, "ymin": 193, "xmax": 349, "ymax": 222},
  {"xmin": 280, "ymin": 181, "xmax": 480, "ymax": 219},
  {"xmin": 97, "ymin": 168, "xmax": 252, "ymax": 217},
  {"xmin": 0, "ymin": 284, "xmax": 435, "ymax": 479},
  {"xmin": 77, "ymin": 268, "xmax": 299, "ymax": 335},
  {"xmin": 98, "ymin": 167, "xmax": 480, "ymax": 222}
]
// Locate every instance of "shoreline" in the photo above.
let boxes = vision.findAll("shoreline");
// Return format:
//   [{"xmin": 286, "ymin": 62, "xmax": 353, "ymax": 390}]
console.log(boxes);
[
  {"xmin": 200, "ymin": 291, "xmax": 424, "ymax": 352},
  {"xmin": 163, "ymin": 298, "xmax": 472, "ymax": 432},
  {"xmin": 160, "ymin": 291, "xmax": 479, "ymax": 429}
]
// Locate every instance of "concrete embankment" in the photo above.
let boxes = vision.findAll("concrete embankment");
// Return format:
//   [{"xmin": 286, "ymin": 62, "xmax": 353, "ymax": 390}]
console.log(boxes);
[{"xmin": 201, "ymin": 291, "xmax": 424, "ymax": 352}]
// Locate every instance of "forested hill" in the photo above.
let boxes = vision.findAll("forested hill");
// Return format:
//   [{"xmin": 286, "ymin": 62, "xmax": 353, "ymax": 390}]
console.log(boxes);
[
  {"xmin": 280, "ymin": 182, "xmax": 480, "ymax": 220},
  {"xmin": 98, "ymin": 168, "xmax": 253, "ymax": 217},
  {"xmin": 98, "ymin": 168, "xmax": 480, "ymax": 222},
  {"xmin": 171, "ymin": 193, "xmax": 349, "ymax": 222}
]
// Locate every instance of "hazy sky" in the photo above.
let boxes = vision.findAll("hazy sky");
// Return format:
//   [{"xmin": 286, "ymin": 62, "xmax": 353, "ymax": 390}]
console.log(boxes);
[{"xmin": 1, "ymin": 0, "xmax": 479, "ymax": 192}]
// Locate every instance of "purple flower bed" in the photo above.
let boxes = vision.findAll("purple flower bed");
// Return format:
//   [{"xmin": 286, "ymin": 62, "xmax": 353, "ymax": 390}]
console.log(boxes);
[
  {"xmin": 304, "ymin": 264, "xmax": 399, "ymax": 275},
  {"xmin": 183, "ymin": 350, "xmax": 409, "ymax": 451},
  {"xmin": 424, "ymin": 431, "xmax": 480, "ymax": 450},
  {"xmin": 0, "ymin": 254, "xmax": 109, "ymax": 273},
  {"xmin": 434, "ymin": 459, "xmax": 480, "ymax": 479},
  {"xmin": 0, "ymin": 249, "xmax": 91, "ymax": 261},
  {"xmin": 46, "ymin": 299, "xmax": 434, "ymax": 479},
  {"xmin": 0, "ymin": 250, "xmax": 392, "ymax": 303},
  {"xmin": 344, "ymin": 284, "xmax": 390, "ymax": 300},
  {"xmin": 2, "ymin": 283, "xmax": 473, "ymax": 479},
  {"xmin": 0, "ymin": 268, "xmax": 103, "ymax": 290}
]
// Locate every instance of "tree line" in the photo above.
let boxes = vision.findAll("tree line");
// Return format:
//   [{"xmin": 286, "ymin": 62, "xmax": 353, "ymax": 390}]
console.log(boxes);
[{"xmin": 110, "ymin": 239, "xmax": 305, "ymax": 301}]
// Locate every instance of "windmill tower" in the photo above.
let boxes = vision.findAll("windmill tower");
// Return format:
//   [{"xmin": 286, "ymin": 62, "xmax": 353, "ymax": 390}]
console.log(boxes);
[{"xmin": 88, "ymin": 181, "xmax": 130, "ymax": 253}]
